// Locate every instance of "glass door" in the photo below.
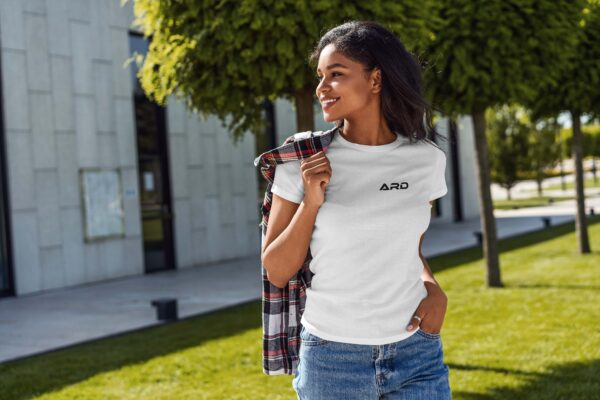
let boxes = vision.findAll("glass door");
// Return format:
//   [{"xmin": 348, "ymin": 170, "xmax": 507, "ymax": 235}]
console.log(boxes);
[{"xmin": 130, "ymin": 32, "xmax": 176, "ymax": 273}]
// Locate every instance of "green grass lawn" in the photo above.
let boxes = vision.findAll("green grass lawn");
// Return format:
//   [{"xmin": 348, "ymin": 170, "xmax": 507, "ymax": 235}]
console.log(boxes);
[
  {"xmin": 493, "ymin": 196, "xmax": 581, "ymax": 210},
  {"xmin": 493, "ymin": 193, "xmax": 600, "ymax": 210},
  {"xmin": 540, "ymin": 176, "xmax": 600, "ymax": 191},
  {"xmin": 493, "ymin": 176, "xmax": 600, "ymax": 210},
  {"xmin": 1, "ymin": 217, "xmax": 599, "ymax": 399},
  {"xmin": 493, "ymin": 175, "xmax": 600, "ymax": 210}
]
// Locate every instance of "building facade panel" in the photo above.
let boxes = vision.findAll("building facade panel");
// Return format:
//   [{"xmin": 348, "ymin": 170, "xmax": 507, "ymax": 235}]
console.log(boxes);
[
  {"xmin": 0, "ymin": 1, "xmax": 146, "ymax": 296},
  {"xmin": 1, "ymin": 50, "xmax": 29, "ymax": 131},
  {"xmin": 6, "ymin": 133, "xmax": 35, "ymax": 211}
]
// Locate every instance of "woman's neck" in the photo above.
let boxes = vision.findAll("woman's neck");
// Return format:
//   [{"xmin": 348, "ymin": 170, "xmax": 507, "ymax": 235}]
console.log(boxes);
[{"xmin": 339, "ymin": 120, "xmax": 397, "ymax": 146}]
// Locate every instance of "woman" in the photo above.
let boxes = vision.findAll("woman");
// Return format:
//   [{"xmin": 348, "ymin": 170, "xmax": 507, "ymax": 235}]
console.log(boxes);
[{"xmin": 261, "ymin": 20, "xmax": 451, "ymax": 399}]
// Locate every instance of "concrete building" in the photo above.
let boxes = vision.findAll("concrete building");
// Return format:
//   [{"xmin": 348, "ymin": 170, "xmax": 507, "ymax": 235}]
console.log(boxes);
[{"xmin": 0, "ymin": 0, "xmax": 475, "ymax": 299}]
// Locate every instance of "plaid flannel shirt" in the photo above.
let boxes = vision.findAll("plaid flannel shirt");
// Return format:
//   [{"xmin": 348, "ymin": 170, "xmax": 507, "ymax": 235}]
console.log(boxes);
[{"xmin": 253, "ymin": 126, "xmax": 338, "ymax": 375}]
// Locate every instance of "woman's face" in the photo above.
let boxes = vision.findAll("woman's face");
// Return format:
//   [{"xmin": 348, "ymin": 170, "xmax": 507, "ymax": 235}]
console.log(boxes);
[{"xmin": 315, "ymin": 43, "xmax": 380, "ymax": 123}]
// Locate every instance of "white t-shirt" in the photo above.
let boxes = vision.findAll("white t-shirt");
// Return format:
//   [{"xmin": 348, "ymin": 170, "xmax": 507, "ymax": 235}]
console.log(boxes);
[{"xmin": 271, "ymin": 131, "xmax": 448, "ymax": 345}]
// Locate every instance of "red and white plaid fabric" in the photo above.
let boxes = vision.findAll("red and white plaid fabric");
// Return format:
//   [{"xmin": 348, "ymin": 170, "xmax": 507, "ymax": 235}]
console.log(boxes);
[{"xmin": 253, "ymin": 126, "xmax": 338, "ymax": 375}]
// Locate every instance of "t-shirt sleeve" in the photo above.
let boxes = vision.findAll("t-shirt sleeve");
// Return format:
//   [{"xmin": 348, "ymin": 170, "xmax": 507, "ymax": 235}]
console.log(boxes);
[
  {"xmin": 271, "ymin": 160, "xmax": 304, "ymax": 204},
  {"xmin": 429, "ymin": 149, "xmax": 448, "ymax": 201}
]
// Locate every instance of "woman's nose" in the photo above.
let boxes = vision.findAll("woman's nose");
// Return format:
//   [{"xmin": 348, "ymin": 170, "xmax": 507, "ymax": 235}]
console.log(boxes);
[{"xmin": 316, "ymin": 79, "xmax": 328, "ymax": 97}]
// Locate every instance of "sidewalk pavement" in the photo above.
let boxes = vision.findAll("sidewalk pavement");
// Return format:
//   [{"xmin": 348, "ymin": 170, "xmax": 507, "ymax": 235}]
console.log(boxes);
[
  {"xmin": 491, "ymin": 170, "xmax": 600, "ymax": 200},
  {"xmin": 1, "ymin": 195, "xmax": 598, "ymax": 365}
]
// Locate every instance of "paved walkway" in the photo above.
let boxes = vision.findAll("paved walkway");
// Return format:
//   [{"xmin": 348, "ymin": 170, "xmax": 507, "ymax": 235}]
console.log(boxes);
[
  {"xmin": 491, "ymin": 170, "xmax": 600, "ymax": 200},
  {"xmin": 1, "ymin": 194, "xmax": 598, "ymax": 365}
]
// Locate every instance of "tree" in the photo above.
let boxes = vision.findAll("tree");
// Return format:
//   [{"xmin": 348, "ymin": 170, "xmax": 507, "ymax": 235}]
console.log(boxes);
[
  {"xmin": 557, "ymin": 126, "xmax": 572, "ymax": 192},
  {"xmin": 527, "ymin": 116, "xmax": 562, "ymax": 197},
  {"xmin": 582, "ymin": 124, "xmax": 600, "ymax": 184},
  {"xmin": 527, "ymin": 0, "xmax": 600, "ymax": 254},
  {"xmin": 122, "ymin": 0, "xmax": 434, "ymax": 143},
  {"xmin": 487, "ymin": 105, "xmax": 530, "ymax": 201},
  {"xmin": 420, "ymin": 0, "xmax": 583, "ymax": 287}
]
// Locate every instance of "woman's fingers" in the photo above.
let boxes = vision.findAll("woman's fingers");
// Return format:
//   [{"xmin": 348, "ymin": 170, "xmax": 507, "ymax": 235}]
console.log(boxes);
[
  {"xmin": 301, "ymin": 152, "xmax": 331, "ymax": 177},
  {"xmin": 407, "ymin": 312, "xmax": 425, "ymax": 331},
  {"xmin": 407, "ymin": 305, "xmax": 440, "ymax": 333},
  {"xmin": 301, "ymin": 151, "xmax": 328, "ymax": 167},
  {"xmin": 407, "ymin": 301, "xmax": 426, "ymax": 331},
  {"xmin": 303, "ymin": 161, "xmax": 330, "ymax": 174}
]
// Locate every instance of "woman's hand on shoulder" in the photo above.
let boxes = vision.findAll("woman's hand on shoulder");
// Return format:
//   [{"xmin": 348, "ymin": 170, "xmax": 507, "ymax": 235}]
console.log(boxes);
[{"xmin": 300, "ymin": 151, "xmax": 332, "ymax": 209}]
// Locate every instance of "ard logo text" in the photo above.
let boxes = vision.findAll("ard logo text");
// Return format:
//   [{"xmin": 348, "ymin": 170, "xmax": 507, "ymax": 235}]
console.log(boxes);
[{"xmin": 380, "ymin": 182, "xmax": 409, "ymax": 190}]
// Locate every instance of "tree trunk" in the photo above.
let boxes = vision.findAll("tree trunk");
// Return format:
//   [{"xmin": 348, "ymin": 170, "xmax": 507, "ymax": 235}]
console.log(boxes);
[
  {"xmin": 592, "ymin": 157, "xmax": 597, "ymax": 183},
  {"xmin": 294, "ymin": 84, "xmax": 316, "ymax": 132},
  {"xmin": 472, "ymin": 109, "xmax": 503, "ymax": 287},
  {"xmin": 537, "ymin": 177, "xmax": 542, "ymax": 198},
  {"xmin": 571, "ymin": 110, "xmax": 591, "ymax": 253}
]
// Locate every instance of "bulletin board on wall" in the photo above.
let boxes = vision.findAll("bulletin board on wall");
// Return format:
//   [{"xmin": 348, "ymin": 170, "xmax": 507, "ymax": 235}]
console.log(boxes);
[{"xmin": 79, "ymin": 168, "xmax": 126, "ymax": 242}]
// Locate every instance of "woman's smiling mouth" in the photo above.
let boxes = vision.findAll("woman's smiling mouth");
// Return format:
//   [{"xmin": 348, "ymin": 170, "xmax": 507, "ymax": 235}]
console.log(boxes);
[{"xmin": 321, "ymin": 97, "xmax": 340, "ymax": 110}]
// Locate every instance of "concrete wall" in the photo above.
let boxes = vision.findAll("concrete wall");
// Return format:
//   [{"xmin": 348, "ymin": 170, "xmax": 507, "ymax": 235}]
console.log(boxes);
[
  {"xmin": 432, "ymin": 117, "xmax": 452, "ymax": 222},
  {"xmin": 0, "ymin": 0, "xmax": 261, "ymax": 296},
  {"xmin": 433, "ymin": 115, "xmax": 481, "ymax": 222},
  {"xmin": 165, "ymin": 102, "xmax": 259, "ymax": 269},
  {"xmin": 452, "ymin": 115, "xmax": 480, "ymax": 220},
  {"xmin": 0, "ymin": 0, "xmax": 145, "ymax": 295}
]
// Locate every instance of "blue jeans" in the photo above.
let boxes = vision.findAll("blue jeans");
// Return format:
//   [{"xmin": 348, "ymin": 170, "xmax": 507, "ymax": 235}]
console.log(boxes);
[{"xmin": 292, "ymin": 325, "xmax": 451, "ymax": 399}]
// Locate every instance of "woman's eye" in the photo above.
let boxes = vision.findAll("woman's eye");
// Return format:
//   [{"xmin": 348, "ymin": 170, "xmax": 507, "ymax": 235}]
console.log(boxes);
[{"xmin": 315, "ymin": 72, "xmax": 341, "ymax": 81}]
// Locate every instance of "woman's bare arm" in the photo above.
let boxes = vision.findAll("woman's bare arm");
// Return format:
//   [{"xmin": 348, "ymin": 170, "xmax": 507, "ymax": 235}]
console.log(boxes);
[
  {"xmin": 262, "ymin": 151, "xmax": 331, "ymax": 288},
  {"xmin": 420, "ymin": 201, "xmax": 438, "ymax": 284},
  {"xmin": 261, "ymin": 194, "xmax": 320, "ymax": 289}
]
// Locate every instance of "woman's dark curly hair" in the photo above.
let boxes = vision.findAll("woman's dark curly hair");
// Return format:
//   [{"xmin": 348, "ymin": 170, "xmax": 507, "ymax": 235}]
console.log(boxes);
[{"xmin": 308, "ymin": 20, "xmax": 445, "ymax": 146}]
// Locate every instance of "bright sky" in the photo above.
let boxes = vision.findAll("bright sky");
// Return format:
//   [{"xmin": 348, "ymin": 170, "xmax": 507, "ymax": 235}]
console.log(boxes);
[{"xmin": 557, "ymin": 112, "xmax": 595, "ymax": 128}]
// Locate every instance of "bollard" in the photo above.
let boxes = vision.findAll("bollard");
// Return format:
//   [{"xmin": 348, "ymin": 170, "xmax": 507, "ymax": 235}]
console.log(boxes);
[
  {"xmin": 541, "ymin": 217, "xmax": 551, "ymax": 228},
  {"xmin": 473, "ymin": 231, "xmax": 483, "ymax": 246},
  {"xmin": 151, "ymin": 298, "xmax": 178, "ymax": 321}
]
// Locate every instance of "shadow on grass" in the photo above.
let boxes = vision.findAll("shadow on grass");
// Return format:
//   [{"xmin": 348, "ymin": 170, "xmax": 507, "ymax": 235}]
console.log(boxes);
[
  {"xmin": 450, "ymin": 359, "xmax": 600, "ymax": 400},
  {"xmin": 428, "ymin": 214, "xmax": 600, "ymax": 276},
  {"xmin": 509, "ymin": 283, "xmax": 600, "ymax": 290},
  {"xmin": 0, "ymin": 300, "xmax": 263, "ymax": 400},
  {"xmin": 447, "ymin": 362, "xmax": 547, "ymax": 377}
]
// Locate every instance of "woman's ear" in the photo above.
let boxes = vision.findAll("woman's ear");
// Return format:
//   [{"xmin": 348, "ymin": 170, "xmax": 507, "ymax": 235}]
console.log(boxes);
[{"xmin": 371, "ymin": 68, "xmax": 382, "ymax": 94}]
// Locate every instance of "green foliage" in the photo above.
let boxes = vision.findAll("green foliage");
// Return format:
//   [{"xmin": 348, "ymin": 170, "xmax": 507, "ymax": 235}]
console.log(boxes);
[
  {"xmin": 487, "ymin": 104, "xmax": 564, "ymax": 197},
  {"xmin": 487, "ymin": 105, "xmax": 531, "ymax": 193},
  {"xmin": 582, "ymin": 124, "xmax": 600, "ymax": 157},
  {"xmin": 526, "ymin": 115, "xmax": 562, "ymax": 185},
  {"xmin": 123, "ymin": 0, "xmax": 435, "ymax": 142},
  {"xmin": 528, "ymin": 0, "xmax": 600, "ymax": 119},
  {"xmin": 420, "ymin": 0, "xmax": 584, "ymax": 117},
  {"xmin": 560, "ymin": 123, "xmax": 600, "ymax": 157}
]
